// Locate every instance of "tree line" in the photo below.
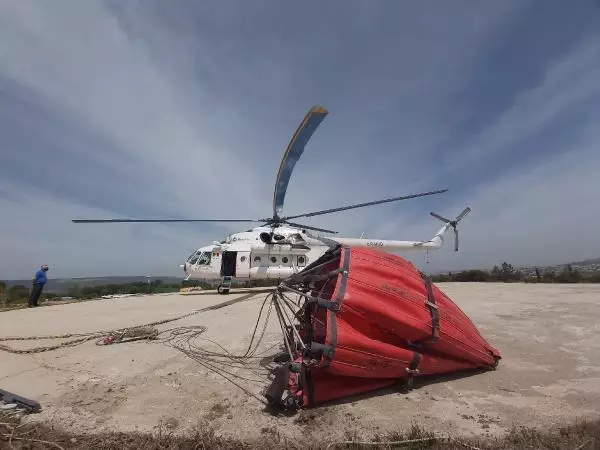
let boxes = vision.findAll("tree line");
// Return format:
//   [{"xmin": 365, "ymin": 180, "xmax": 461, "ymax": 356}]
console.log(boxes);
[{"xmin": 430, "ymin": 262, "xmax": 600, "ymax": 283}]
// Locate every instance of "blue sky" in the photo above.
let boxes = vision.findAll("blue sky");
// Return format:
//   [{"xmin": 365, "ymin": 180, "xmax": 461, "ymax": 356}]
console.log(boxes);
[{"xmin": 1, "ymin": 0, "xmax": 600, "ymax": 279}]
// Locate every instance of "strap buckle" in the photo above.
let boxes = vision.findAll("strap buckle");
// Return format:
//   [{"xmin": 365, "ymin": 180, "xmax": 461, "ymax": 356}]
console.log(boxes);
[
  {"xmin": 424, "ymin": 300, "xmax": 438, "ymax": 310},
  {"xmin": 316, "ymin": 298, "xmax": 340, "ymax": 311}
]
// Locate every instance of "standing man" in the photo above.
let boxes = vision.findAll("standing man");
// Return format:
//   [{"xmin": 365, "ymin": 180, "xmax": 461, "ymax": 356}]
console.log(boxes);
[{"xmin": 29, "ymin": 264, "xmax": 49, "ymax": 308}]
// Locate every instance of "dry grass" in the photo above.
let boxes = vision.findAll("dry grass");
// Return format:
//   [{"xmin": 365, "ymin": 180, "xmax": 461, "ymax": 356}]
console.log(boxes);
[{"xmin": 1, "ymin": 410, "xmax": 598, "ymax": 450}]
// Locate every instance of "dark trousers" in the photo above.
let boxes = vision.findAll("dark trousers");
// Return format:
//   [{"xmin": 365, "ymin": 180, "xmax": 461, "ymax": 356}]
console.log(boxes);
[{"xmin": 29, "ymin": 283, "xmax": 43, "ymax": 307}]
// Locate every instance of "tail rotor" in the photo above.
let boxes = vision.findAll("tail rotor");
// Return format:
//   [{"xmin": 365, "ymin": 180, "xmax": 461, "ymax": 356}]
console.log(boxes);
[{"xmin": 430, "ymin": 207, "xmax": 471, "ymax": 251}]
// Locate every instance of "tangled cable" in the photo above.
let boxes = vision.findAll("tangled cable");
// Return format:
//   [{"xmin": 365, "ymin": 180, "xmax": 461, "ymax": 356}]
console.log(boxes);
[
  {"xmin": 0, "ymin": 292, "xmax": 260, "ymax": 354},
  {"xmin": 0, "ymin": 291, "xmax": 282, "ymax": 405},
  {"xmin": 156, "ymin": 292, "xmax": 279, "ymax": 405}
]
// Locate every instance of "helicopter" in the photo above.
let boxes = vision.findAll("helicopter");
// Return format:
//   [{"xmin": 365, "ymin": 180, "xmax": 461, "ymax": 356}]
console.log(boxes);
[{"xmin": 72, "ymin": 105, "xmax": 471, "ymax": 294}]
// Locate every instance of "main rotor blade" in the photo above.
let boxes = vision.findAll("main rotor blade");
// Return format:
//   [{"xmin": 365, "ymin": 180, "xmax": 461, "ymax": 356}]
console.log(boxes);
[
  {"xmin": 283, "ymin": 220, "xmax": 337, "ymax": 234},
  {"xmin": 72, "ymin": 219, "xmax": 264, "ymax": 223},
  {"xmin": 272, "ymin": 105, "xmax": 329, "ymax": 219},
  {"xmin": 282, "ymin": 189, "xmax": 448, "ymax": 221}
]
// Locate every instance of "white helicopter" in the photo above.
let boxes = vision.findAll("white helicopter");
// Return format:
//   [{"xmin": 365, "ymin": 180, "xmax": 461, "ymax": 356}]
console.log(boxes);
[{"xmin": 73, "ymin": 105, "xmax": 470, "ymax": 294}]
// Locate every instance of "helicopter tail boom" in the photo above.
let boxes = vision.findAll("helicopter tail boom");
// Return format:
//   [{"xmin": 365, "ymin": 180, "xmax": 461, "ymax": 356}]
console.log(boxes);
[
  {"xmin": 329, "ymin": 207, "xmax": 471, "ymax": 252},
  {"xmin": 329, "ymin": 236, "xmax": 443, "ymax": 251}
]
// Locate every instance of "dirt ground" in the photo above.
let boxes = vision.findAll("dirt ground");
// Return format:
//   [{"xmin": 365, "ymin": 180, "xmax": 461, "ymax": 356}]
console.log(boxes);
[{"xmin": 1, "ymin": 283, "xmax": 599, "ymax": 443}]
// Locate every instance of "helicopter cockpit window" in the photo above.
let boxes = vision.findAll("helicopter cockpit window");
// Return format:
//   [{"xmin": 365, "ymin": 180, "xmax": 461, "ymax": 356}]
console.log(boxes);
[
  {"xmin": 187, "ymin": 250, "xmax": 201, "ymax": 265},
  {"xmin": 187, "ymin": 250, "xmax": 211, "ymax": 266},
  {"xmin": 197, "ymin": 252, "xmax": 212, "ymax": 265}
]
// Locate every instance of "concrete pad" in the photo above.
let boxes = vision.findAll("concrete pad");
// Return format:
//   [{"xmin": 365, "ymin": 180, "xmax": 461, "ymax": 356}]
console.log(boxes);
[{"xmin": 1, "ymin": 283, "xmax": 599, "ymax": 441}]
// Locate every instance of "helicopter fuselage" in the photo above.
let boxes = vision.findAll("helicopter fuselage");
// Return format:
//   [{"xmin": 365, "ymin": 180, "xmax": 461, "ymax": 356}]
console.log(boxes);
[
  {"xmin": 181, "ymin": 217, "xmax": 464, "ymax": 294},
  {"xmin": 181, "ymin": 226, "xmax": 328, "ymax": 287}
]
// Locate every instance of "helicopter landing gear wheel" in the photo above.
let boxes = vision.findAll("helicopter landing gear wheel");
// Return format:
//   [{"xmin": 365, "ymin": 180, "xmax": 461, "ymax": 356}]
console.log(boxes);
[{"xmin": 217, "ymin": 284, "xmax": 230, "ymax": 295}]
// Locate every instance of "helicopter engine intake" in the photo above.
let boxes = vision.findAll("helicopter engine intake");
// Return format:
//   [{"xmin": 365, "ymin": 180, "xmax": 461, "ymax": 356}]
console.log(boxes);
[{"xmin": 260, "ymin": 232, "xmax": 272, "ymax": 244}]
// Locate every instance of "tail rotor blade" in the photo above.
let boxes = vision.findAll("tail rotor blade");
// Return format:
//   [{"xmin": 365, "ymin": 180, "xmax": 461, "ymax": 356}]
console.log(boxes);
[
  {"xmin": 431, "ymin": 207, "xmax": 471, "ymax": 251},
  {"xmin": 430, "ymin": 212, "xmax": 451, "ymax": 223},
  {"xmin": 455, "ymin": 207, "xmax": 471, "ymax": 223},
  {"xmin": 454, "ymin": 227, "xmax": 459, "ymax": 251}
]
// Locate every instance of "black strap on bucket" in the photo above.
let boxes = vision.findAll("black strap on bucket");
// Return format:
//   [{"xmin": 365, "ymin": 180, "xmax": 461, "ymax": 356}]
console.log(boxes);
[
  {"xmin": 403, "ymin": 351, "xmax": 421, "ymax": 391},
  {"xmin": 422, "ymin": 273, "xmax": 440, "ymax": 344},
  {"xmin": 407, "ymin": 272, "xmax": 440, "ymax": 351}
]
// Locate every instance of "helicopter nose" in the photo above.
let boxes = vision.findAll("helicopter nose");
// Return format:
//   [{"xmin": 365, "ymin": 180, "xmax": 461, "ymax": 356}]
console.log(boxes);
[{"xmin": 180, "ymin": 263, "xmax": 187, "ymax": 272}]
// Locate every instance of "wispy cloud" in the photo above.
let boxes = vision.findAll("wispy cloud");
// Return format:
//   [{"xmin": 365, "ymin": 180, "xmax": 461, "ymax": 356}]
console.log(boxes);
[
  {"xmin": 371, "ymin": 117, "xmax": 600, "ymax": 272},
  {"xmin": 0, "ymin": 182, "xmax": 204, "ymax": 279},
  {"xmin": 1, "ymin": 0, "xmax": 599, "ymax": 279}
]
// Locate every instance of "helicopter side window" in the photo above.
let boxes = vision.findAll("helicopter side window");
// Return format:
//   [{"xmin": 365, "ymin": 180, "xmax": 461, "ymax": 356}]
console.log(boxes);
[{"xmin": 289, "ymin": 233, "xmax": 305, "ymax": 244}]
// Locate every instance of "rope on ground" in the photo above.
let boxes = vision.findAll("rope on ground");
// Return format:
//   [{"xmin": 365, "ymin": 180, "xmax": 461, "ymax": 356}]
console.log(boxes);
[
  {"xmin": 96, "ymin": 326, "xmax": 159, "ymax": 346},
  {"xmin": 0, "ymin": 291, "xmax": 261, "ymax": 354},
  {"xmin": 0, "ymin": 290, "xmax": 280, "ymax": 406}
]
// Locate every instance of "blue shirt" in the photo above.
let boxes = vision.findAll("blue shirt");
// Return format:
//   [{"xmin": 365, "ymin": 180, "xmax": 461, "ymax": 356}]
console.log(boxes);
[{"xmin": 33, "ymin": 269, "xmax": 47, "ymax": 285}]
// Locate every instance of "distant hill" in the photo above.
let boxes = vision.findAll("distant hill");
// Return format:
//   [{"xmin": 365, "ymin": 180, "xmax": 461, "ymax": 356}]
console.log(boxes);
[
  {"xmin": 431, "ymin": 256, "xmax": 600, "ymax": 276},
  {"xmin": 3, "ymin": 276, "xmax": 184, "ymax": 294},
  {"xmin": 569, "ymin": 257, "xmax": 600, "ymax": 265},
  {"xmin": 515, "ymin": 257, "xmax": 600, "ymax": 277}
]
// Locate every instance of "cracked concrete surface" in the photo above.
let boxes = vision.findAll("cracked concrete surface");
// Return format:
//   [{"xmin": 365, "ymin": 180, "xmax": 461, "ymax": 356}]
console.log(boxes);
[{"xmin": 1, "ymin": 283, "xmax": 599, "ymax": 440}]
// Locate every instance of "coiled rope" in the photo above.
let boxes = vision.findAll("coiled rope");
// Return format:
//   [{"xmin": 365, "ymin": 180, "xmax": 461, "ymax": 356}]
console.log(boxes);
[{"xmin": 0, "ymin": 291, "xmax": 263, "ymax": 354}]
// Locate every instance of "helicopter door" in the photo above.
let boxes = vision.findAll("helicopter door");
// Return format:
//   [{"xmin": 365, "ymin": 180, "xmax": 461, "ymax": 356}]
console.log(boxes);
[
  {"xmin": 221, "ymin": 251, "xmax": 237, "ymax": 277},
  {"xmin": 235, "ymin": 251, "xmax": 251, "ymax": 278}
]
